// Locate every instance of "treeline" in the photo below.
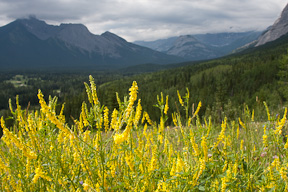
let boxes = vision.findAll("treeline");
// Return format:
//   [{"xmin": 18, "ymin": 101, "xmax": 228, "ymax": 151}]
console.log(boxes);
[
  {"xmin": 97, "ymin": 36, "xmax": 288, "ymax": 124},
  {"xmin": 0, "ymin": 71, "xmax": 124, "ymax": 132}
]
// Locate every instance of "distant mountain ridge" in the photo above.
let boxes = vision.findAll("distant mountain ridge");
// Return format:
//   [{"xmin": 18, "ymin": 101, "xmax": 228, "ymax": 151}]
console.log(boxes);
[
  {"xmin": 135, "ymin": 31, "xmax": 262, "ymax": 60},
  {"xmin": 0, "ymin": 16, "xmax": 184, "ymax": 70}
]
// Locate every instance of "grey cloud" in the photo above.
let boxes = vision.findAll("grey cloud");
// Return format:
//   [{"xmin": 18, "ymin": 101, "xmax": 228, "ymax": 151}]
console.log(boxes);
[{"xmin": 0, "ymin": 0, "xmax": 287, "ymax": 41}]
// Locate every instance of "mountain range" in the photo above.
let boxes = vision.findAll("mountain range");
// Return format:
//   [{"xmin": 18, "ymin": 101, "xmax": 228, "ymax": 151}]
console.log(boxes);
[
  {"xmin": 0, "ymin": 16, "xmax": 183, "ymax": 70},
  {"xmin": 1, "ymin": 2, "xmax": 288, "ymax": 71}
]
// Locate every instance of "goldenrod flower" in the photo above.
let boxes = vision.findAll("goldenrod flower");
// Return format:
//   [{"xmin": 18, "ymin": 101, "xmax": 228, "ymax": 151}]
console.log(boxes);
[
  {"xmin": 201, "ymin": 136, "xmax": 208, "ymax": 162},
  {"xmin": 238, "ymin": 117, "xmax": 246, "ymax": 130},
  {"xmin": 125, "ymin": 81, "xmax": 138, "ymax": 119},
  {"xmin": 221, "ymin": 176, "xmax": 227, "ymax": 192},
  {"xmin": 175, "ymin": 154, "xmax": 185, "ymax": 174},
  {"xmin": 193, "ymin": 101, "xmax": 202, "ymax": 117},
  {"xmin": 190, "ymin": 130, "xmax": 199, "ymax": 157},
  {"xmin": 134, "ymin": 99, "xmax": 142, "ymax": 127},
  {"xmin": 274, "ymin": 107, "xmax": 287, "ymax": 135},
  {"xmin": 214, "ymin": 117, "xmax": 227, "ymax": 147},
  {"xmin": 32, "ymin": 166, "xmax": 51, "ymax": 183},
  {"xmin": 263, "ymin": 125, "xmax": 268, "ymax": 147},
  {"xmin": 125, "ymin": 153, "xmax": 134, "ymax": 171},
  {"xmin": 170, "ymin": 159, "xmax": 176, "ymax": 176},
  {"xmin": 164, "ymin": 95, "xmax": 169, "ymax": 115},
  {"xmin": 103, "ymin": 106, "xmax": 109, "ymax": 132},
  {"xmin": 263, "ymin": 101, "xmax": 270, "ymax": 121},
  {"xmin": 172, "ymin": 113, "xmax": 178, "ymax": 127},
  {"xmin": 83, "ymin": 179, "xmax": 90, "ymax": 191},
  {"xmin": 280, "ymin": 166, "xmax": 288, "ymax": 181},
  {"xmin": 177, "ymin": 90, "xmax": 184, "ymax": 106},
  {"xmin": 110, "ymin": 109, "xmax": 118, "ymax": 131},
  {"xmin": 89, "ymin": 75, "xmax": 99, "ymax": 105},
  {"xmin": 142, "ymin": 111, "xmax": 153, "ymax": 125}
]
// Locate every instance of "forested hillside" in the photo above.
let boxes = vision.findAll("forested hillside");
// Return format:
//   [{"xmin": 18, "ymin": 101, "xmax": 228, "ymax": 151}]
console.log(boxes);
[{"xmin": 97, "ymin": 33, "xmax": 288, "ymax": 124}]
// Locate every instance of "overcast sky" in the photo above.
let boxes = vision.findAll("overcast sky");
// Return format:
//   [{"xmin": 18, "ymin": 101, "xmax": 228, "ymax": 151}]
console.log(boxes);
[{"xmin": 0, "ymin": 0, "xmax": 287, "ymax": 41}]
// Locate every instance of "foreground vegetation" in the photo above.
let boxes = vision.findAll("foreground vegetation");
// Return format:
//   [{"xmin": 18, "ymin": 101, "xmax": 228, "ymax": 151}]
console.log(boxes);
[{"xmin": 0, "ymin": 77, "xmax": 287, "ymax": 191}]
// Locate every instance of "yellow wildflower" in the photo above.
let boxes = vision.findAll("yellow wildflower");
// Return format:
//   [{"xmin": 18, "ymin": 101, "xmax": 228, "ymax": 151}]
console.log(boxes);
[
  {"xmin": 238, "ymin": 117, "xmax": 246, "ymax": 130},
  {"xmin": 193, "ymin": 101, "xmax": 202, "ymax": 117},
  {"xmin": 32, "ymin": 166, "xmax": 51, "ymax": 183},
  {"xmin": 177, "ymin": 90, "xmax": 184, "ymax": 106},
  {"xmin": 263, "ymin": 101, "xmax": 270, "ymax": 121},
  {"xmin": 125, "ymin": 81, "xmax": 138, "ymax": 119},
  {"xmin": 110, "ymin": 109, "xmax": 119, "ymax": 131},
  {"xmin": 134, "ymin": 99, "xmax": 142, "ymax": 127},
  {"xmin": 103, "ymin": 106, "xmax": 109, "ymax": 132},
  {"xmin": 263, "ymin": 125, "xmax": 268, "ymax": 147},
  {"xmin": 201, "ymin": 136, "xmax": 208, "ymax": 162},
  {"xmin": 274, "ymin": 107, "xmax": 287, "ymax": 135},
  {"xmin": 164, "ymin": 95, "xmax": 169, "ymax": 115},
  {"xmin": 89, "ymin": 75, "xmax": 99, "ymax": 105}
]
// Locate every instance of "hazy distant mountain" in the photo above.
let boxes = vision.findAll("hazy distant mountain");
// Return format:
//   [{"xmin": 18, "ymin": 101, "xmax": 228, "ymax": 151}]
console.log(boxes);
[
  {"xmin": 0, "ymin": 16, "xmax": 183, "ymax": 70},
  {"xmin": 134, "ymin": 37, "xmax": 178, "ymax": 52},
  {"xmin": 256, "ymin": 3, "xmax": 288, "ymax": 46},
  {"xmin": 165, "ymin": 35, "xmax": 219, "ymax": 60},
  {"xmin": 135, "ymin": 31, "xmax": 261, "ymax": 60}
]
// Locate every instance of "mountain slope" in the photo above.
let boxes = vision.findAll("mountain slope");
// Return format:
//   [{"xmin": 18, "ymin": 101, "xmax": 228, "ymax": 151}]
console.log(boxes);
[
  {"xmin": 99, "ymin": 31, "xmax": 288, "ymax": 122},
  {"xmin": 135, "ymin": 32, "xmax": 261, "ymax": 61},
  {"xmin": 256, "ymin": 3, "xmax": 288, "ymax": 46},
  {"xmin": 0, "ymin": 17, "xmax": 184, "ymax": 70}
]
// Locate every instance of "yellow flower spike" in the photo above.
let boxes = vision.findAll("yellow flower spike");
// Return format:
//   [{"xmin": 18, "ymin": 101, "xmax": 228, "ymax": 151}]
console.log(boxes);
[
  {"xmin": 280, "ymin": 167, "xmax": 288, "ymax": 181},
  {"xmin": 190, "ymin": 130, "xmax": 199, "ymax": 157},
  {"xmin": 172, "ymin": 113, "xmax": 178, "ymax": 127},
  {"xmin": 32, "ymin": 166, "xmax": 52, "ymax": 183},
  {"xmin": 125, "ymin": 152, "xmax": 134, "ymax": 172},
  {"xmin": 170, "ymin": 159, "xmax": 176, "ymax": 176},
  {"xmin": 110, "ymin": 108, "xmax": 118, "ymax": 131},
  {"xmin": 114, "ymin": 129, "xmax": 129, "ymax": 145},
  {"xmin": 240, "ymin": 140, "xmax": 244, "ymax": 154},
  {"xmin": 263, "ymin": 125, "xmax": 268, "ymax": 147},
  {"xmin": 238, "ymin": 117, "xmax": 246, "ymax": 130},
  {"xmin": 214, "ymin": 117, "xmax": 227, "ymax": 147},
  {"xmin": 38, "ymin": 90, "xmax": 72, "ymax": 136},
  {"xmin": 134, "ymin": 99, "xmax": 142, "ymax": 127},
  {"xmin": 177, "ymin": 90, "xmax": 184, "ymax": 106},
  {"xmin": 83, "ymin": 179, "xmax": 90, "ymax": 191},
  {"xmin": 251, "ymin": 109, "xmax": 255, "ymax": 122},
  {"xmin": 142, "ymin": 111, "xmax": 153, "ymax": 125},
  {"xmin": 221, "ymin": 176, "xmax": 227, "ymax": 192},
  {"xmin": 89, "ymin": 75, "xmax": 99, "ymax": 105},
  {"xmin": 192, "ymin": 158, "xmax": 205, "ymax": 186},
  {"xmin": 175, "ymin": 154, "xmax": 185, "ymax": 174},
  {"xmin": 263, "ymin": 101, "xmax": 270, "ymax": 121},
  {"xmin": 201, "ymin": 136, "xmax": 208, "ymax": 162},
  {"xmin": 125, "ymin": 81, "xmax": 138, "ymax": 119},
  {"xmin": 164, "ymin": 95, "xmax": 169, "ymax": 115},
  {"xmin": 236, "ymin": 124, "xmax": 240, "ymax": 140},
  {"xmin": 103, "ymin": 106, "xmax": 109, "ymax": 132},
  {"xmin": 274, "ymin": 107, "xmax": 287, "ymax": 135},
  {"xmin": 81, "ymin": 102, "xmax": 89, "ymax": 127},
  {"xmin": 193, "ymin": 101, "xmax": 202, "ymax": 117}
]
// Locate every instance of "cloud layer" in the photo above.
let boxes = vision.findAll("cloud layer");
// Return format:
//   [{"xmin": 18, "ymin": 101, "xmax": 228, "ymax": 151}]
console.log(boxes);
[{"xmin": 0, "ymin": 0, "xmax": 287, "ymax": 41}]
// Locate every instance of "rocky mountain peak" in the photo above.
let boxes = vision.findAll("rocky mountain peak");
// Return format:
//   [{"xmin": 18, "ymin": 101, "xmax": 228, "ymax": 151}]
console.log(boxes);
[
  {"xmin": 256, "ymin": 3, "xmax": 288, "ymax": 46},
  {"xmin": 101, "ymin": 31, "xmax": 127, "ymax": 43},
  {"xmin": 17, "ymin": 16, "xmax": 59, "ymax": 40}
]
